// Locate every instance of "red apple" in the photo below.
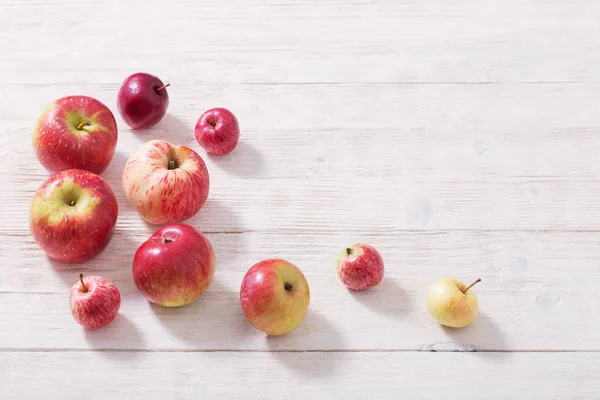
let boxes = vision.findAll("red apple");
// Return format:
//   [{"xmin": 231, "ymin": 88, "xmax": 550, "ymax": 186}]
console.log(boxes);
[
  {"xmin": 70, "ymin": 274, "xmax": 121, "ymax": 329},
  {"xmin": 117, "ymin": 72, "xmax": 170, "ymax": 129},
  {"xmin": 336, "ymin": 244, "xmax": 384, "ymax": 291},
  {"xmin": 240, "ymin": 259, "xmax": 310, "ymax": 335},
  {"xmin": 29, "ymin": 169, "xmax": 118, "ymax": 263},
  {"xmin": 132, "ymin": 224, "xmax": 216, "ymax": 307},
  {"xmin": 33, "ymin": 95, "xmax": 118, "ymax": 175},
  {"xmin": 194, "ymin": 107, "xmax": 240, "ymax": 155},
  {"xmin": 122, "ymin": 140, "xmax": 210, "ymax": 225}
]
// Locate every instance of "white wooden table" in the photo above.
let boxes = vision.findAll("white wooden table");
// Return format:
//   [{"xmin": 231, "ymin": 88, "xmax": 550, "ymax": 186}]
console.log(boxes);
[{"xmin": 2, "ymin": 0, "xmax": 600, "ymax": 398}]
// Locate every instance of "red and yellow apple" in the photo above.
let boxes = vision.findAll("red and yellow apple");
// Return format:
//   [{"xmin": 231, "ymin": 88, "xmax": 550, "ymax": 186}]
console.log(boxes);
[
  {"xmin": 29, "ymin": 169, "xmax": 119, "ymax": 263},
  {"xmin": 336, "ymin": 244, "xmax": 384, "ymax": 291},
  {"xmin": 240, "ymin": 259, "xmax": 310, "ymax": 335},
  {"xmin": 122, "ymin": 140, "xmax": 210, "ymax": 225},
  {"xmin": 70, "ymin": 274, "xmax": 121, "ymax": 329},
  {"xmin": 132, "ymin": 224, "xmax": 216, "ymax": 307},
  {"xmin": 33, "ymin": 95, "xmax": 118, "ymax": 175}
]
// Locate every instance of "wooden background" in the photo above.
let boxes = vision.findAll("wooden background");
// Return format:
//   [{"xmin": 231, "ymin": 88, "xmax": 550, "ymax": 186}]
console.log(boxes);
[{"xmin": 2, "ymin": 0, "xmax": 600, "ymax": 398}]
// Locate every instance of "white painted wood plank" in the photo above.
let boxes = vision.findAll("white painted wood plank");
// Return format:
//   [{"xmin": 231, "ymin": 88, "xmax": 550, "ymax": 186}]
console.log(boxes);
[
  {"xmin": 1, "ymin": 0, "xmax": 599, "ymax": 84},
  {"xmin": 1, "ymin": 231, "xmax": 598, "ymax": 351},
  {"xmin": 2, "ymin": 352, "xmax": 599, "ymax": 399}
]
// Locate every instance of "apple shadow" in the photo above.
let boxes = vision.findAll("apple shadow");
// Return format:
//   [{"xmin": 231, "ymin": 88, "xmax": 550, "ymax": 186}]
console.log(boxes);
[
  {"xmin": 83, "ymin": 314, "xmax": 146, "ymax": 359},
  {"xmin": 208, "ymin": 141, "xmax": 264, "ymax": 178},
  {"xmin": 350, "ymin": 278, "xmax": 411, "ymax": 318},
  {"xmin": 266, "ymin": 312, "xmax": 346, "ymax": 378},
  {"xmin": 156, "ymin": 113, "xmax": 195, "ymax": 144},
  {"xmin": 440, "ymin": 312, "xmax": 512, "ymax": 361}
]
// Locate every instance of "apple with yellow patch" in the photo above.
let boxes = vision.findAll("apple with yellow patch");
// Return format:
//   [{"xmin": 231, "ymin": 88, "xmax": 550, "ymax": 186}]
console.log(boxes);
[
  {"xmin": 33, "ymin": 95, "xmax": 118, "ymax": 175},
  {"xmin": 29, "ymin": 169, "xmax": 119, "ymax": 263},
  {"xmin": 426, "ymin": 278, "xmax": 481, "ymax": 328},
  {"xmin": 240, "ymin": 259, "xmax": 310, "ymax": 335},
  {"xmin": 122, "ymin": 140, "xmax": 210, "ymax": 225}
]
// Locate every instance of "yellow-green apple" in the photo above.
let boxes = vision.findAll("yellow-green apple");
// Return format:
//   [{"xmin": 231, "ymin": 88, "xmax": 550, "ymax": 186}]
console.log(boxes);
[
  {"xmin": 33, "ymin": 95, "xmax": 118, "ymax": 175},
  {"xmin": 240, "ymin": 259, "xmax": 310, "ymax": 335},
  {"xmin": 336, "ymin": 244, "xmax": 384, "ymax": 291},
  {"xmin": 194, "ymin": 107, "xmax": 240, "ymax": 155},
  {"xmin": 29, "ymin": 169, "xmax": 118, "ymax": 263},
  {"xmin": 70, "ymin": 274, "xmax": 121, "ymax": 329},
  {"xmin": 132, "ymin": 223, "xmax": 216, "ymax": 307},
  {"xmin": 426, "ymin": 278, "xmax": 481, "ymax": 328},
  {"xmin": 117, "ymin": 72, "xmax": 170, "ymax": 129},
  {"xmin": 122, "ymin": 140, "xmax": 210, "ymax": 225}
]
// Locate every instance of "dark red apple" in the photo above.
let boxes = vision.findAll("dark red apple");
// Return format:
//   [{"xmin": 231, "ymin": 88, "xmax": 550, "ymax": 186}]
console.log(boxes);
[
  {"xmin": 29, "ymin": 169, "xmax": 119, "ymax": 263},
  {"xmin": 117, "ymin": 72, "xmax": 169, "ymax": 129},
  {"xmin": 132, "ymin": 223, "xmax": 216, "ymax": 307},
  {"xmin": 70, "ymin": 274, "xmax": 121, "ymax": 329},
  {"xmin": 194, "ymin": 107, "xmax": 240, "ymax": 155},
  {"xmin": 33, "ymin": 95, "xmax": 118, "ymax": 175},
  {"xmin": 336, "ymin": 244, "xmax": 384, "ymax": 291}
]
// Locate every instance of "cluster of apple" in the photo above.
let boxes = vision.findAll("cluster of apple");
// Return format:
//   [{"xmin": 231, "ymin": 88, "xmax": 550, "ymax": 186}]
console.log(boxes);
[{"xmin": 29, "ymin": 72, "xmax": 481, "ymax": 335}]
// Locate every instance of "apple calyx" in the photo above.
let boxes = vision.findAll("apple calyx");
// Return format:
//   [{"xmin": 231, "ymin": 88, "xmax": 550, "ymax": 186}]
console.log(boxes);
[
  {"xmin": 461, "ymin": 278, "xmax": 481, "ymax": 293},
  {"xmin": 155, "ymin": 83, "xmax": 170, "ymax": 92},
  {"xmin": 345, "ymin": 247, "xmax": 352, "ymax": 256},
  {"xmin": 162, "ymin": 238, "xmax": 173, "ymax": 244},
  {"xmin": 76, "ymin": 121, "xmax": 91, "ymax": 130},
  {"xmin": 79, "ymin": 273, "xmax": 88, "ymax": 293},
  {"xmin": 284, "ymin": 282, "xmax": 293, "ymax": 292},
  {"xmin": 167, "ymin": 160, "xmax": 178, "ymax": 170}
]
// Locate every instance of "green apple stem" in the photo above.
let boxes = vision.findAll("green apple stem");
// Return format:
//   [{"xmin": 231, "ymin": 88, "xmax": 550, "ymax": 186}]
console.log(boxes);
[
  {"xmin": 462, "ymin": 278, "xmax": 481, "ymax": 293},
  {"xmin": 79, "ymin": 273, "xmax": 88, "ymax": 293},
  {"xmin": 77, "ymin": 121, "xmax": 91, "ymax": 130},
  {"xmin": 156, "ymin": 83, "xmax": 171, "ymax": 91}
]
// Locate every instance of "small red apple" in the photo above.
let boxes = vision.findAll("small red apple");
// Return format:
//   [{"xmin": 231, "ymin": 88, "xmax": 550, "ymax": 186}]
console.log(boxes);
[
  {"xmin": 29, "ymin": 169, "xmax": 119, "ymax": 263},
  {"xmin": 240, "ymin": 259, "xmax": 310, "ymax": 335},
  {"xmin": 336, "ymin": 244, "xmax": 384, "ymax": 291},
  {"xmin": 33, "ymin": 95, "xmax": 118, "ymax": 175},
  {"xmin": 194, "ymin": 107, "xmax": 240, "ymax": 155},
  {"xmin": 70, "ymin": 274, "xmax": 121, "ymax": 329},
  {"xmin": 132, "ymin": 223, "xmax": 216, "ymax": 307},
  {"xmin": 117, "ymin": 72, "xmax": 170, "ymax": 129},
  {"xmin": 122, "ymin": 140, "xmax": 210, "ymax": 225}
]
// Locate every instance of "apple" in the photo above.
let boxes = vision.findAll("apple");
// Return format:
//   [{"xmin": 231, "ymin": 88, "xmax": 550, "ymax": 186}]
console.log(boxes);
[
  {"xmin": 29, "ymin": 169, "xmax": 119, "ymax": 263},
  {"xmin": 117, "ymin": 72, "xmax": 170, "ymax": 129},
  {"xmin": 194, "ymin": 107, "xmax": 240, "ymax": 155},
  {"xmin": 336, "ymin": 244, "xmax": 384, "ymax": 291},
  {"xmin": 426, "ymin": 278, "xmax": 481, "ymax": 328},
  {"xmin": 70, "ymin": 274, "xmax": 121, "ymax": 329},
  {"xmin": 33, "ymin": 95, "xmax": 118, "ymax": 175},
  {"xmin": 132, "ymin": 223, "xmax": 216, "ymax": 307},
  {"xmin": 240, "ymin": 259, "xmax": 310, "ymax": 335},
  {"xmin": 122, "ymin": 140, "xmax": 210, "ymax": 225}
]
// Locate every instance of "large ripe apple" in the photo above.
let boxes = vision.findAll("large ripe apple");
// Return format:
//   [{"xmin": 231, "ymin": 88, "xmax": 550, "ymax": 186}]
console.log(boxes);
[
  {"xmin": 132, "ymin": 223, "xmax": 216, "ymax": 307},
  {"xmin": 117, "ymin": 72, "xmax": 170, "ymax": 129},
  {"xmin": 70, "ymin": 274, "xmax": 121, "ymax": 329},
  {"xmin": 29, "ymin": 169, "xmax": 119, "ymax": 263},
  {"xmin": 122, "ymin": 140, "xmax": 210, "ymax": 225},
  {"xmin": 336, "ymin": 243, "xmax": 384, "ymax": 291},
  {"xmin": 33, "ymin": 95, "xmax": 118, "ymax": 175},
  {"xmin": 240, "ymin": 259, "xmax": 310, "ymax": 335},
  {"xmin": 426, "ymin": 278, "xmax": 481, "ymax": 328}
]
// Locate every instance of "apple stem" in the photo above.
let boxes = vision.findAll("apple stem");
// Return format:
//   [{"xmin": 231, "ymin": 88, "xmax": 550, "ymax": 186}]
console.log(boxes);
[
  {"xmin": 76, "ymin": 121, "xmax": 91, "ymax": 130},
  {"xmin": 79, "ymin": 273, "xmax": 88, "ymax": 293},
  {"xmin": 156, "ymin": 83, "xmax": 171, "ymax": 92},
  {"xmin": 462, "ymin": 278, "xmax": 481, "ymax": 293},
  {"xmin": 168, "ymin": 160, "xmax": 177, "ymax": 170}
]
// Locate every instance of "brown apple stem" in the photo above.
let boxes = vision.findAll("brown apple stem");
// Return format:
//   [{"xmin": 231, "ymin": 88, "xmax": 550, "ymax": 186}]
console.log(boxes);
[
  {"xmin": 79, "ymin": 273, "xmax": 88, "ymax": 293},
  {"xmin": 462, "ymin": 278, "xmax": 481, "ymax": 293},
  {"xmin": 77, "ymin": 121, "xmax": 91, "ymax": 130},
  {"xmin": 156, "ymin": 83, "xmax": 171, "ymax": 91},
  {"xmin": 168, "ymin": 160, "xmax": 176, "ymax": 170}
]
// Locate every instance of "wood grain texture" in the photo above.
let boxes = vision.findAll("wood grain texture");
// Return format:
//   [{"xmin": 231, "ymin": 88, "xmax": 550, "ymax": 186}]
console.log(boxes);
[
  {"xmin": 2, "ymin": 352, "xmax": 600, "ymax": 400},
  {"xmin": 1, "ymin": 0, "xmax": 600, "ymax": 397}
]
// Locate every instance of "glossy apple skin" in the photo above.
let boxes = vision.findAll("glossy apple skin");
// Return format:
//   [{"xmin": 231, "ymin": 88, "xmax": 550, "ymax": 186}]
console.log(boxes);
[
  {"xmin": 240, "ymin": 259, "xmax": 310, "ymax": 335},
  {"xmin": 426, "ymin": 278, "xmax": 479, "ymax": 328},
  {"xmin": 70, "ymin": 274, "xmax": 121, "ymax": 329},
  {"xmin": 117, "ymin": 72, "xmax": 169, "ymax": 129},
  {"xmin": 33, "ymin": 95, "xmax": 118, "ymax": 174},
  {"xmin": 194, "ymin": 108, "xmax": 240, "ymax": 155},
  {"xmin": 122, "ymin": 140, "xmax": 210, "ymax": 225},
  {"xmin": 336, "ymin": 244, "xmax": 384, "ymax": 291},
  {"xmin": 133, "ymin": 224, "xmax": 216, "ymax": 307},
  {"xmin": 29, "ymin": 169, "xmax": 119, "ymax": 263}
]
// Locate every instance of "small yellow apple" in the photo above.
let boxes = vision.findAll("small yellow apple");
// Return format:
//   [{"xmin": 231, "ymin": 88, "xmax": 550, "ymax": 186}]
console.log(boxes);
[{"xmin": 426, "ymin": 278, "xmax": 481, "ymax": 328}]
